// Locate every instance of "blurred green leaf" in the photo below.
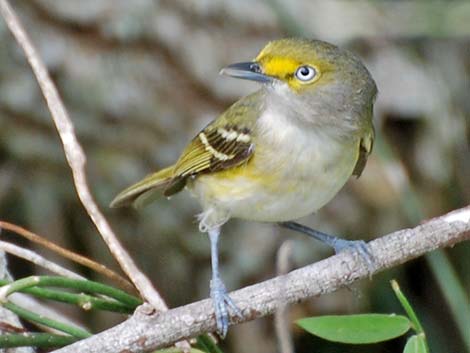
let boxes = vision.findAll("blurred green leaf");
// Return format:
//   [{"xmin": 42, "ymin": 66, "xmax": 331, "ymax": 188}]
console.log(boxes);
[
  {"xmin": 0, "ymin": 333, "xmax": 78, "ymax": 348},
  {"xmin": 426, "ymin": 251, "xmax": 470, "ymax": 351},
  {"xmin": 0, "ymin": 276, "xmax": 141, "ymax": 308},
  {"xmin": 404, "ymin": 334, "xmax": 428, "ymax": 353},
  {"xmin": 297, "ymin": 314, "xmax": 411, "ymax": 344},
  {"xmin": 4, "ymin": 302, "xmax": 91, "ymax": 338},
  {"xmin": 196, "ymin": 335, "xmax": 224, "ymax": 353},
  {"xmin": 0, "ymin": 278, "xmax": 134, "ymax": 314}
]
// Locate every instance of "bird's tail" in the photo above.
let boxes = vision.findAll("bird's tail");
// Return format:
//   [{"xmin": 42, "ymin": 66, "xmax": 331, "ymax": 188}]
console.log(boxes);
[{"xmin": 110, "ymin": 166, "xmax": 174, "ymax": 208}]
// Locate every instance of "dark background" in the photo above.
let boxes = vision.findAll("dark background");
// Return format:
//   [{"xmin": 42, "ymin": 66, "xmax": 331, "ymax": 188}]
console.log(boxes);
[{"xmin": 0, "ymin": 1, "xmax": 469, "ymax": 352}]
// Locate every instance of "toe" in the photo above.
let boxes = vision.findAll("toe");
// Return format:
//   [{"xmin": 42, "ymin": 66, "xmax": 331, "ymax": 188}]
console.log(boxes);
[
  {"xmin": 354, "ymin": 243, "xmax": 376, "ymax": 272},
  {"xmin": 214, "ymin": 304, "xmax": 227, "ymax": 336},
  {"xmin": 224, "ymin": 293, "xmax": 242, "ymax": 317},
  {"xmin": 212, "ymin": 292, "xmax": 228, "ymax": 336},
  {"xmin": 211, "ymin": 278, "xmax": 241, "ymax": 337},
  {"xmin": 333, "ymin": 240, "xmax": 376, "ymax": 271}
]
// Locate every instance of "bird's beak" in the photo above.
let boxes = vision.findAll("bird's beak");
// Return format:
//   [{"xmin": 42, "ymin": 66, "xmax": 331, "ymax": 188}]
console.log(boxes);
[{"xmin": 220, "ymin": 62, "xmax": 272, "ymax": 83}]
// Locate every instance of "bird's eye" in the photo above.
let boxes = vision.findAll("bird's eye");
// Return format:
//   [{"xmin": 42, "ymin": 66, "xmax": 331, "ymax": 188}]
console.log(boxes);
[{"xmin": 295, "ymin": 65, "xmax": 316, "ymax": 82}]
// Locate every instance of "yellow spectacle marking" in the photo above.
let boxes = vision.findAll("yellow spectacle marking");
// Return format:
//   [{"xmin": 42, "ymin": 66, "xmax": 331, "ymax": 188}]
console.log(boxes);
[
  {"xmin": 261, "ymin": 57, "xmax": 299, "ymax": 79},
  {"xmin": 256, "ymin": 55, "xmax": 322, "ymax": 92}
]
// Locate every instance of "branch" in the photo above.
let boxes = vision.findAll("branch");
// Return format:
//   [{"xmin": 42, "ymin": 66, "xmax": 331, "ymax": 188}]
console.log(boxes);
[
  {"xmin": 0, "ymin": 240, "xmax": 84, "ymax": 280},
  {"xmin": 52, "ymin": 206, "xmax": 470, "ymax": 353},
  {"xmin": 0, "ymin": 0, "xmax": 166, "ymax": 312},
  {"xmin": 274, "ymin": 241, "xmax": 294, "ymax": 353},
  {"xmin": 0, "ymin": 221, "xmax": 134, "ymax": 293}
]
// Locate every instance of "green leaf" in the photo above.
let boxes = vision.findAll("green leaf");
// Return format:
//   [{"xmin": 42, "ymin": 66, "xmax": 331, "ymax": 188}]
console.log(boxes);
[
  {"xmin": 297, "ymin": 314, "xmax": 411, "ymax": 344},
  {"xmin": 391, "ymin": 280, "xmax": 424, "ymax": 334},
  {"xmin": 404, "ymin": 334, "xmax": 428, "ymax": 353}
]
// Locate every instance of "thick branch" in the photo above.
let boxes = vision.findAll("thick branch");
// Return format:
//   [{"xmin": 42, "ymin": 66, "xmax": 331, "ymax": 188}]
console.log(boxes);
[
  {"xmin": 0, "ymin": 0, "xmax": 166, "ymax": 312},
  {"xmin": 53, "ymin": 206, "xmax": 470, "ymax": 353}
]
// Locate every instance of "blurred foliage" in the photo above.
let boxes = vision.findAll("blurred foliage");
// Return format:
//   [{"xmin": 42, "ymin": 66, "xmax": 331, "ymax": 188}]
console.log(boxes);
[{"xmin": 0, "ymin": 1, "xmax": 468, "ymax": 352}]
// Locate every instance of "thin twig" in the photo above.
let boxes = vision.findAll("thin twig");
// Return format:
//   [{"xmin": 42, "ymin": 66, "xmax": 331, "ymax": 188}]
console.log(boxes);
[
  {"xmin": 0, "ymin": 240, "xmax": 84, "ymax": 280},
  {"xmin": 0, "ymin": 0, "xmax": 166, "ymax": 312},
  {"xmin": 52, "ymin": 206, "xmax": 470, "ymax": 353},
  {"xmin": 274, "ymin": 240, "xmax": 294, "ymax": 353},
  {"xmin": 0, "ymin": 221, "xmax": 134, "ymax": 293}
]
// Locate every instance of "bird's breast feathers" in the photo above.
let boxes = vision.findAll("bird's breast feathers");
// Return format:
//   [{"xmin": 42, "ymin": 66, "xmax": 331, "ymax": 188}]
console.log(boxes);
[{"xmin": 191, "ymin": 106, "xmax": 361, "ymax": 225}]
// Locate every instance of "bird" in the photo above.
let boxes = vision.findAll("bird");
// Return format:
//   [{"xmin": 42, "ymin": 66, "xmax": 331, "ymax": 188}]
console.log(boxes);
[{"xmin": 110, "ymin": 38, "xmax": 377, "ymax": 337}]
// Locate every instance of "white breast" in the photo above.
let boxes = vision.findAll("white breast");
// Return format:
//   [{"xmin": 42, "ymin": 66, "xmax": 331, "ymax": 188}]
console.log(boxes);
[
  {"xmin": 192, "ymin": 106, "xmax": 359, "ymax": 228},
  {"xmin": 250, "ymin": 107, "xmax": 358, "ymax": 216}
]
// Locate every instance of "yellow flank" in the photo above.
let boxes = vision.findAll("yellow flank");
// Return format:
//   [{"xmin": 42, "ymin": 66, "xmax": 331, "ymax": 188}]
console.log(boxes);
[{"xmin": 196, "ymin": 155, "xmax": 276, "ymax": 198}]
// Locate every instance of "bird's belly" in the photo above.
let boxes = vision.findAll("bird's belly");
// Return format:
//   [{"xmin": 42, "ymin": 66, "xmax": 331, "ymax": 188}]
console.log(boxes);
[
  {"xmin": 192, "ymin": 138, "xmax": 358, "ymax": 223},
  {"xmin": 227, "ymin": 176, "xmax": 343, "ymax": 222}
]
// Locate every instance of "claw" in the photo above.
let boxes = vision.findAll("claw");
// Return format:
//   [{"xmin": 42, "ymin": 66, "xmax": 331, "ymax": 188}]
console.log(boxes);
[
  {"xmin": 279, "ymin": 222, "xmax": 376, "ymax": 274},
  {"xmin": 210, "ymin": 277, "xmax": 241, "ymax": 337},
  {"xmin": 332, "ymin": 239, "xmax": 376, "ymax": 272}
]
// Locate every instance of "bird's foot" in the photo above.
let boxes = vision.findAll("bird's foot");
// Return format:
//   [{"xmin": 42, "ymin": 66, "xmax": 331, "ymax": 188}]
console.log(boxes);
[
  {"xmin": 210, "ymin": 277, "xmax": 241, "ymax": 338},
  {"xmin": 332, "ymin": 238, "xmax": 375, "ymax": 272}
]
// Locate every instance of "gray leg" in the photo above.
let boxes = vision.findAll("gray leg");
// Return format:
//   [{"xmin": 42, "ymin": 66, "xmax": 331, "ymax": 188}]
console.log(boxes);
[
  {"xmin": 208, "ymin": 227, "xmax": 241, "ymax": 337},
  {"xmin": 279, "ymin": 221, "xmax": 375, "ymax": 269}
]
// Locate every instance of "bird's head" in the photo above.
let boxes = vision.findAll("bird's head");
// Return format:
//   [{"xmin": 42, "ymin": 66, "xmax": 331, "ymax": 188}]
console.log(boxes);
[{"xmin": 221, "ymin": 38, "xmax": 377, "ymax": 129}]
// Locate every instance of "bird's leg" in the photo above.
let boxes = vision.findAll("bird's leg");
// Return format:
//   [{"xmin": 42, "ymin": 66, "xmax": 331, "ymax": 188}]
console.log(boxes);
[
  {"xmin": 208, "ymin": 227, "xmax": 241, "ymax": 337},
  {"xmin": 279, "ymin": 221, "xmax": 375, "ymax": 270}
]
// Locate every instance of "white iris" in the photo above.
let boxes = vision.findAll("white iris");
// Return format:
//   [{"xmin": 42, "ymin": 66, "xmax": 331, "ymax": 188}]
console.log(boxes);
[{"xmin": 295, "ymin": 65, "xmax": 316, "ymax": 82}]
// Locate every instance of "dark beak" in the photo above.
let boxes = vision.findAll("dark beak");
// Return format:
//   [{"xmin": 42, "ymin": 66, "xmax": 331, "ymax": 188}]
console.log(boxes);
[{"xmin": 220, "ymin": 62, "xmax": 272, "ymax": 83}]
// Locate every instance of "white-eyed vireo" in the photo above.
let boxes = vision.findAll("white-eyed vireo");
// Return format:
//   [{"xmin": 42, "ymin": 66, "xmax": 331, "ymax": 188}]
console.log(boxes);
[{"xmin": 111, "ymin": 38, "xmax": 377, "ymax": 337}]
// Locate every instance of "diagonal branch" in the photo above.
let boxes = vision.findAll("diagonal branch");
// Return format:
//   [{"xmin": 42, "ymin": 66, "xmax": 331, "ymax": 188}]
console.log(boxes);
[
  {"xmin": 0, "ymin": 221, "xmax": 134, "ymax": 292},
  {"xmin": 0, "ymin": 240, "xmax": 84, "ymax": 280},
  {"xmin": 53, "ymin": 206, "xmax": 470, "ymax": 353},
  {"xmin": 0, "ymin": 0, "xmax": 167, "ymax": 312}
]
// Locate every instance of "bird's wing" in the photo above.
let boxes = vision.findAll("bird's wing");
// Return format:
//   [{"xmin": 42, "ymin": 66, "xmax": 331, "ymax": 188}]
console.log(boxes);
[
  {"xmin": 352, "ymin": 126, "xmax": 374, "ymax": 177},
  {"xmin": 164, "ymin": 92, "xmax": 262, "ymax": 196}
]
